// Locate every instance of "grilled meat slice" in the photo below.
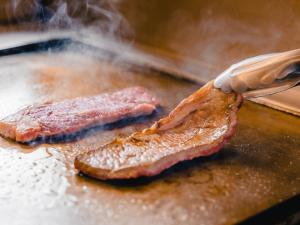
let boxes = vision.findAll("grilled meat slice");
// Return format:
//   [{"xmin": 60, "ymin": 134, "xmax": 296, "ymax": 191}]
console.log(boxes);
[
  {"xmin": 75, "ymin": 81, "xmax": 243, "ymax": 180},
  {"xmin": 0, "ymin": 87, "xmax": 159, "ymax": 143}
]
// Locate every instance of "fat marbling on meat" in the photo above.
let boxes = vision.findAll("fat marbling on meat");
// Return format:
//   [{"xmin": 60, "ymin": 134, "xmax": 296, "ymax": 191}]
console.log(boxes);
[{"xmin": 0, "ymin": 87, "xmax": 159, "ymax": 143}]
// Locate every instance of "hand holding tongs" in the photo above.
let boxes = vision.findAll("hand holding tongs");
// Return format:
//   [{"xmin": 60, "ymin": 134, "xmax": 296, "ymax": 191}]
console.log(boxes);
[{"xmin": 214, "ymin": 49, "xmax": 300, "ymax": 98}]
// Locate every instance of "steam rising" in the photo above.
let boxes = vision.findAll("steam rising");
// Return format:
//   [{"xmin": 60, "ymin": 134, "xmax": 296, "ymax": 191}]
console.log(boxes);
[
  {"xmin": 44, "ymin": 0, "xmax": 132, "ymax": 39},
  {"xmin": 6, "ymin": 0, "xmax": 132, "ymax": 40}
]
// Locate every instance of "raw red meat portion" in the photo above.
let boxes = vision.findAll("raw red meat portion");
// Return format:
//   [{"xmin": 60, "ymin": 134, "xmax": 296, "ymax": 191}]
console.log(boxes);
[
  {"xmin": 75, "ymin": 81, "xmax": 243, "ymax": 180},
  {"xmin": 0, "ymin": 87, "xmax": 159, "ymax": 142}
]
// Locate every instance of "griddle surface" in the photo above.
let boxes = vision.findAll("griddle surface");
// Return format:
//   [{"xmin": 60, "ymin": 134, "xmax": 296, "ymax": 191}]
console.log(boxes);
[{"xmin": 0, "ymin": 52, "xmax": 299, "ymax": 225}]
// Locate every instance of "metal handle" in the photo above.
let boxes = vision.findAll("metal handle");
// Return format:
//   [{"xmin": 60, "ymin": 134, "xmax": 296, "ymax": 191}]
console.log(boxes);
[
  {"xmin": 243, "ymin": 70, "xmax": 300, "ymax": 98},
  {"xmin": 215, "ymin": 49, "xmax": 300, "ymax": 98}
]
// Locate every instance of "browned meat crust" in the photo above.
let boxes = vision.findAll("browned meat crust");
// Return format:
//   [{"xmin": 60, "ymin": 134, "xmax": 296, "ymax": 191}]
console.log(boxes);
[{"xmin": 75, "ymin": 81, "xmax": 243, "ymax": 180}]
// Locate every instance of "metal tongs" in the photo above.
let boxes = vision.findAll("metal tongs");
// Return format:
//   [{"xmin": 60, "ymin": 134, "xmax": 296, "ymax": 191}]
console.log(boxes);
[{"xmin": 214, "ymin": 49, "xmax": 300, "ymax": 98}]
